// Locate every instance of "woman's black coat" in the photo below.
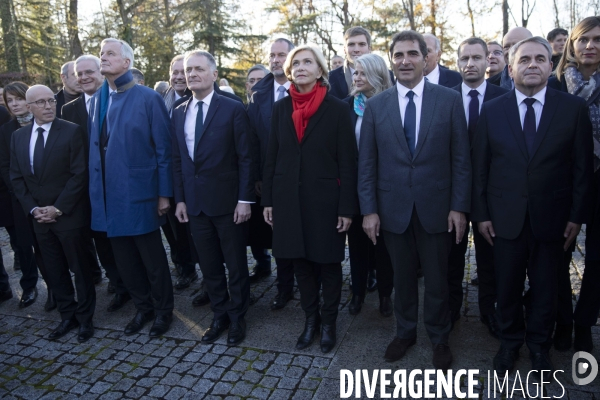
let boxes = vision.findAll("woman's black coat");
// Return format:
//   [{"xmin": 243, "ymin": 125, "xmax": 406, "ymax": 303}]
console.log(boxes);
[{"xmin": 261, "ymin": 92, "xmax": 359, "ymax": 264}]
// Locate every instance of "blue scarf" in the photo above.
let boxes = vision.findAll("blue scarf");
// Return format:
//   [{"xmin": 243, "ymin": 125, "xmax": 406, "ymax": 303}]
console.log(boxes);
[{"xmin": 354, "ymin": 92, "xmax": 367, "ymax": 117}]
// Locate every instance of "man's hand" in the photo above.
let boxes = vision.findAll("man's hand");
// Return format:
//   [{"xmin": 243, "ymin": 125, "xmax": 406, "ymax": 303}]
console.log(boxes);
[
  {"xmin": 175, "ymin": 202, "xmax": 188, "ymax": 223},
  {"xmin": 563, "ymin": 222, "xmax": 581, "ymax": 251},
  {"xmin": 233, "ymin": 202, "xmax": 251, "ymax": 224},
  {"xmin": 255, "ymin": 181, "xmax": 262, "ymax": 197},
  {"xmin": 478, "ymin": 221, "xmax": 496, "ymax": 246},
  {"xmin": 34, "ymin": 206, "xmax": 57, "ymax": 223},
  {"xmin": 263, "ymin": 207, "xmax": 273, "ymax": 227},
  {"xmin": 448, "ymin": 211, "xmax": 467, "ymax": 244},
  {"xmin": 363, "ymin": 213, "xmax": 380, "ymax": 245},
  {"xmin": 337, "ymin": 216, "xmax": 352, "ymax": 233},
  {"xmin": 158, "ymin": 196, "xmax": 170, "ymax": 216}
]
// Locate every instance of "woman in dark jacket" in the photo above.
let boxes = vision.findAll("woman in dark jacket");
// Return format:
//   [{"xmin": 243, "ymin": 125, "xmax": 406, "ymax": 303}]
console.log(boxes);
[
  {"xmin": 551, "ymin": 16, "xmax": 600, "ymax": 352},
  {"xmin": 344, "ymin": 54, "xmax": 395, "ymax": 317},
  {"xmin": 262, "ymin": 45, "xmax": 358, "ymax": 353}
]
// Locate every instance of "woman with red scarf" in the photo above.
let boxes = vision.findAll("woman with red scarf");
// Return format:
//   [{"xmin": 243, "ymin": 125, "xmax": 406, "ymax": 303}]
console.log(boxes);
[{"xmin": 262, "ymin": 45, "xmax": 358, "ymax": 353}]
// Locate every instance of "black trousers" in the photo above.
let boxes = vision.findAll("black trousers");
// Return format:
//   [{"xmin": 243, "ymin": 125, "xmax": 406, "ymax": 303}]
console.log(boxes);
[
  {"xmin": 494, "ymin": 217, "xmax": 562, "ymax": 353},
  {"xmin": 189, "ymin": 212, "xmax": 250, "ymax": 323},
  {"xmin": 290, "ymin": 258, "xmax": 342, "ymax": 325},
  {"xmin": 384, "ymin": 208, "xmax": 452, "ymax": 344},
  {"xmin": 36, "ymin": 226, "xmax": 96, "ymax": 324},
  {"xmin": 554, "ymin": 246, "xmax": 575, "ymax": 326},
  {"xmin": 7, "ymin": 224, "xmax": 38, "ymax": 292},
  {"xmin": 162, "ymin": 198, "xmax": 197, "ymax": 275},
  {"xmin": 91, "ymin": 230, "xmax": 127, "ymax": 295},
  {"xmin": 347, "ymin": 215, "xmax": 393, "ymax": 298},
  {"xmin": 110, "ymin": 229, "xmax": 174, "ymax": 316}
]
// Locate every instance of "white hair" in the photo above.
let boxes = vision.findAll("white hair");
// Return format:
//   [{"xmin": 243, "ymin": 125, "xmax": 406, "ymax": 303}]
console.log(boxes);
[
  {"xmin": 422, "ymin": 33, "xmax": 441, "ymax": 53},
  {"xmin": 75, "ymin": 55, "xmax": 101, "ymax": 70},
  {"xmin": 184, "ymin": 50, "xmax": 217, "ymax": 72},
  {"xmin": 61, "ymin": 61, "xmax": 74, "ymax": 76},
  {"xmin": 100, "ymin": 38, "xmax": 134, "ymax": 69}
]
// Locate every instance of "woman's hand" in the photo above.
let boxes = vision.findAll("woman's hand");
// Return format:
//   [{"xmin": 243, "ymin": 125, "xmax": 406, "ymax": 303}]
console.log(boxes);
[
  {"xmin": 264, "ymin": 207, "xmax": 273, "ymax": 228},
  {"xmin": 337, "ymin": 216, "xmax": 352, "ymax": 232}
]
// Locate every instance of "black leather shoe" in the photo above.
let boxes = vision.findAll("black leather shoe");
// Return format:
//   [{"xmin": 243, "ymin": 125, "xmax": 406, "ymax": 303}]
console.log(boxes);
[
  {"xmin": 493, "ymin": 347, "xmax": 519, "ymax": 373},
  {"xmin": 480, "ymin": 314, "xmax": 501, "ymax": 339},
  {"xmin": 107, "ymin": 283, "xmax": 116, "ymax": 294},
  {"xmin": 174, "ymin": 264, "xmax": 184, "ymax": 277},
  {"xmin": 320, "ymin": 324, "xmax": 336, "ymax": 354},
  {"xmin": 379, "ymin": 296, "xmax": 393, "ymax": 317},
  {"xmin": 432, "ymin": 343, "xmax": 453, "ymax": 370},
  {"xmin": 270, "ymin": 291, "xmax": 292, "ymax": 310},
  {"xmin": 296, "ymin": 313, "xmax": 320, "ymax": 350},
  {"xmin": 227, "ymin": 319, "xmax": 246, "ymax": 346},
  {"xmin": 44, "ymin": 290, "xmax": 57, "ymax": 312},
  {"xmin": 348, "ymin": 294, "xmax": 363, "ymax": 315},
  {"xmin": 574, "ymin": 324, "xmax": 594, "ymax": 352},
  {"xmin": 77, "ymin": 322, "xmax": 94, "ymax": 343},
  {"xmin": 249, "ymin": 268, "xmax": 271, "ymax": 282},
  {"xmin": 107, "ymin": 293, "xmax": 131, "ymax": 312},
  {"xmin": 202, "ymin": 318, "xmax": 230, "ymax": 343},
  {"xmin": 149, "ymin": 314, "xmax": 173, "ymax": 338},
  {"xmin": 0, "ymin": 289, "xmax": 13, "ymax": 303},
  {"xmin": 366, "ymin": 270, "xmax": 377, "ymax": 292},
  {"xmin": 384, "ymin": 337, "xmax": 416, "ymax": 362},
  {"xmin": 471, "ymin": 276, "xmax": 479, "ymax": 285},
  {"xmin": 124, "ymin": 310, "xmax": 155, "ymax": 335},
  {"xmin": 530, "ymin": 351, "xmax": 554, "ymax": 379},
  {"xmin": 192, "ymin": 291, "xmax": 210, "ymax": 307},
  {"xmin": 13, "ymin": 253, "xmax": 20, "ymax": 271},
  {"xmin": 48, "ymin": 319, "xmax": 79, "ymax": 340},
  {"xmin": 553, "ymin": 323, "xmax": 572, "ymax": 351},
  {"xmin": 174, "ymin": 271, "xmax": 198, "ymax": 290},
  {"xmin": 19, "ymin": 288, "xmax": 37, "ymax": 309}
]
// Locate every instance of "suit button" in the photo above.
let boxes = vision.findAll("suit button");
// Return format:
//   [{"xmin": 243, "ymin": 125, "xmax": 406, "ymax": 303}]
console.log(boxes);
[
  {"xmin": 95, "ymin": 168, "xmax": 99, "ymax": 172},
  {"xmin": 103, "ymin": 147, "xmax": 107, "ymax": 151},
  {"xmin": 411, "ymin": 166, "xmax": 415, "ymax": 169},
  {"xmin": 195, "ymin": 174, "xmax": 199, "ymax": 178},
  {"xmin": 94, "ymin": 142, "xmax": 98, "ymax": 146}
]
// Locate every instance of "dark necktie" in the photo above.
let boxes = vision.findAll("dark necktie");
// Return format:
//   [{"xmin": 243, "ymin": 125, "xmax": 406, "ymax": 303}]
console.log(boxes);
[
  {"xmin": 194, "ymin": 101, "xmax": 204, "ymax": 158},
  {"xmin": 467, "ymin": 90, "xmax": 480, "ymax": 143},
  {"xmin": 404, "ymin": 90, "xmax": 416, "ymax": 156},
  {"xmin": 33, "ymin": 127, "xmax": 45, "ymax": 176},
  {"xmin": 523, "ymin": 98, "xmax": 537, "ymax": 157}
]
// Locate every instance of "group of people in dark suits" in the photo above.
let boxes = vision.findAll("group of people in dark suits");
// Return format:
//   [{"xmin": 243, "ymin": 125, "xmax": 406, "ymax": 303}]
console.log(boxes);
[{"xmin": 0, "ymin": 18, "xmax": 598, "ymax": 376}]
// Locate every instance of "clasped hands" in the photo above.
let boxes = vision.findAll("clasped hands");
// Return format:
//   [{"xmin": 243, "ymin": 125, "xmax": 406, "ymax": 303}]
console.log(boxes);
[{"xmin": 33, "ymin": 206, "xmax": 59, "ymax": 223}]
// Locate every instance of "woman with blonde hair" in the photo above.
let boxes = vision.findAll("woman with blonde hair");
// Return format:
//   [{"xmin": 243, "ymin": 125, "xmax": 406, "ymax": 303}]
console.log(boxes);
[{"xmin": 262, "ymin": 45, "xmax": 358, "ymax": 353}]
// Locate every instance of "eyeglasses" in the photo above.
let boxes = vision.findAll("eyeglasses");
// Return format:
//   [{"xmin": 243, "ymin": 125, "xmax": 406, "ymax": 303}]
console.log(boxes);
[
  {"xmin": 488, "ymin": 50, "xmax": 503, "ymax": 57},
  {"xmin": 27, "ymin": 99, "xmax": 57, "ymax": 107},
  {"xmin": 76, "ymin": 69, "xmax": 99, "ymax": 77}
]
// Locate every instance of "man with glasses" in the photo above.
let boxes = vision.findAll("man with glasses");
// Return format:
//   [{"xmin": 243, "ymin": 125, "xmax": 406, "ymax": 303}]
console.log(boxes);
[
  {"xmin": 10, "ymin": 85, "xmax": 95, "ymax": 342},
  {"xmin": 55, "ymin": 61, "xmax": 83, "ymax": 118},
  {"xmin": 485, "ymin": 41, "xmax": 506, "ymax": 86},
  {"xmin": 245, "ymin": 65, "xmax": 268, "ymax": 103}
]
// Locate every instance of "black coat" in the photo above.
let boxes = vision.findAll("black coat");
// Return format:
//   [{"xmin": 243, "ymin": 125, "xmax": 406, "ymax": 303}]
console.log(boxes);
[
  {"xmin": 262, "ymin": 93, "xmax": 359, "ymax": 263},
  {"xmin": 438, "ymin": 65, "xmax": 462, "ymax": 88},
  {"xmin": 0, "ymin": 109, "xmax": 14, "ymax": 227}
]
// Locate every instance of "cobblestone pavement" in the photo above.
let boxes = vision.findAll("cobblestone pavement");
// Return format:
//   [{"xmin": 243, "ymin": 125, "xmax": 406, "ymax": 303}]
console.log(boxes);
[{"xmin": 0, "ymin": 227, "xmax": 599, "ymax": 399}]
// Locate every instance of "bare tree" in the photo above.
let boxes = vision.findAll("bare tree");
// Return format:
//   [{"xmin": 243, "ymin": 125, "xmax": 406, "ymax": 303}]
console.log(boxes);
[
  {"xmin": 67, "ymin": 0, "xmax": 83, "ymax": 58},
  {"xmin": 466, "ymin": 0, "xmax": 475, "ymax": 36},
  {"xmin": 521, "ymin": 0, "xmax": 536, "ymax": 28},
  {"xmin": 502, "ymin": 0, "xmax": 509, "ymax": 36},
  {"xmin": 402, "ymin": 0, "xmax": 416, "ymax": 30},
  {"xmin": 0, "ymin": 0, "xmax": 20, "ymax": 71},
  {"xmin": 553, "ymin": 0, "xmax": 560, "ymax": 27}
]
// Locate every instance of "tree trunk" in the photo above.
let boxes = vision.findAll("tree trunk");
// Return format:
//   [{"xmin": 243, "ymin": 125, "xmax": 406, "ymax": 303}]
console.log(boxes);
[
  {"xmin": 0, "ymin": 0, "xmax": 20, "ymax": 71},
  {"xmin": 402, "ymin": 0, "xmax": 416, "ymax": 30},
  {"xmin": 430, "ymin": 0, "xmax": 437, "ymax": 35},
  {"xmin": 502, "ymin": 0, "xmax": 509, "ymax": 36},
  {"xmin": 552, "ymin": 0, "xmax": 560, "ymax": 28},
  {"xmin": 467, "ymin": 0, "xmax": 475, "ymax": 37},
  {"xmin": 67, "ymin": 0, "xmax": 83, "ymax": 58}
]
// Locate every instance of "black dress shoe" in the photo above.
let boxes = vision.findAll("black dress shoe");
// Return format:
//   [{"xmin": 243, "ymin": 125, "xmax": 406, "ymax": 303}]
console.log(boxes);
[
  {"xmin": 270, "ymin": 291, "xmax": 293, "ymax": 310},
  {"xmin": 493, "ymin": 347, "xmax": 519, "ymax": 373},
  {"xmin": 471, "ymin": 276, "xmax": 479, "ymax": 285},
  {"xmin": 44, "ymin": 290, "xmax": 57, "ymax": 312},
  {"xmin": 480, "ymin": 314, "xmax": 501, "ymax": 339},
  {"xmin": 574, "ymin": 324, "xmax": 594, "ymax": 352},
  {"xmin": 13, "ymin": 253, "xmax": 20, "ymax": 271},
  {"xmin": 174, "ymin": 271, "xmax": 199, "ymax": 290},
  {"xmin": 432, "ymin": 343, "xmax": 453, "ymax": 370},
  {"xmin": 202, "ymin": 318, "xmax": 230, "ymax": 343},
  {"xmin": 530, "ymin": 351, "xmax": 554, "ymax": 379},
  {"xmin": 379, "ymin": 296, "xmax": 393, "ymax": 317},
  {"xmin": 174, "ymin": 264, "xmax": 184, "ymax": 277},
  {"xmin": 107, "ymin": 293, "xmax": 131, "ymax": 312},
  {"xmin": 348, "ymin": 294, "xmax": 363, "ymax": 315},
  {"xmin": 192, "ymin": 291, "xmax": 210, "ymax": 307},
  {"xmin": 149, "ymin": 314, "xmax": 173, "ymax": 338},
  {"xmin": 249, "ymin": 268, "xmax": 271, "ymax": 282},
  {"xmin": 48, "ymin": 319, "xmax": 79, "ymax": 340},
  {"xmin": 384, "ymin": 337, "xmax": 416, "ymax": 362},
  {"xmin": 107, "ymin": 283, "xmax": 116, "ymax": 294},
  {"xmin": 19, "ymin": 288, "xmax": 37, "ymax": 309},
  {"xmin": 553, "ymin": 323, "xmax": 572, "ymax": 351},
  {"xmin": 366, "ymin": 270, "xmax": 377, "ymax": 292},
  {"xmin": 78, "ymin": 323, "xmax": 94, "ymax": 343},
  {"xmin": 320, "ymin": 324, "xmax": 336, "ymax": 354},
  {"xmin": 124, "ymin": 310, "xmax": 155, "ymax": 335},
  {"xmin": 0, "ymin": 289, "xmax": 13, "ymax": 303},
  {"xmin": 296, "ymin": 313, "xmax": 320, "ymax": 350},
  {"xmin": 227, "ymin": 319, "xmax": 246, "ymax": 346}
]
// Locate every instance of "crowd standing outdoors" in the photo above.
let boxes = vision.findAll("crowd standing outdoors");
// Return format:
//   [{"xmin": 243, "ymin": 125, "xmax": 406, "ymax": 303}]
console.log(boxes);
[{"xmin": 0, "ymin": 16, "xmax": 598, "ymax": 378}]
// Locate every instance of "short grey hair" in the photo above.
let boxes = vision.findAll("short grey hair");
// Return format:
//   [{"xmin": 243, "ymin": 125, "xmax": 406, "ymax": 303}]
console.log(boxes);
[
  {"xmin": 273, "ymin": 38, "xmax": 295, "ymax": 52},
  {"xmin": 247, "ymin": 64, "xmax": 268, "ymax": 78},
  {"xmin": 184, "ymin": 50, "xmax": 217, "ymax": 72},
  {"xmin": 350, "ymin": 54, "xmax": 392, "ymax": 97},
  {"xmin": 100, "ymin": 38, "xmax": 135, "ymax": 69},
  {"xmin": 75, "ymin": 55, "xmax": 101, "ymax": 70},
  {"xmin": 508, "ymin": 36, "xmax": 552, "ymax": 65},
  {"xmin": 61, "ymin": 61, "xmax": 74, "ymax": 76},
  {"xmin": 422, "ymin": 33, "xmax": 441, "ymax": 53}
]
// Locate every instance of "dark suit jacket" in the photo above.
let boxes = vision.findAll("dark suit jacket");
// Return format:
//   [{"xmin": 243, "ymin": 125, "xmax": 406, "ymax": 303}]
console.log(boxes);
[
  {"xmin": 261, "ymin": 93, "xmax": 358, "ymax": 263},
  {"xmin": 358, "ymin": 81, "xmax": 471, "ymax": 235},
  {"xmin": 61, "ymin": 95, "xmax": 92, "ymax": 158},
  {"xmin": 172, "ymin": 83, "xmax": 243, "ymax": 111},
  {"xmin": 438, "ymin": 65, "xmax": 462, "ymax": 88},
  {"xmin": 471, "ymin": 88, "xmax": 594, "ymax": 241},
  {"xmin": 487, "ymin": 72, "xmax": 502, "ymax": 86},
  {"xmin": 247, "ymin": 73, "xmax": 277, "ymax": 181},
  {"xmin": 10, "ymin": 118, "xmax": 88, "ymax": 233},
  {"xmin": 328, "ymin": 66, "xmax": 396, "ymax": 99},
  {"xmin": 0, "ymin": 109, "xmax": 13, "ymax": 227},
  {"xmin": 172, "ymin": 92, "xmax": 254, "ymax": 217}
]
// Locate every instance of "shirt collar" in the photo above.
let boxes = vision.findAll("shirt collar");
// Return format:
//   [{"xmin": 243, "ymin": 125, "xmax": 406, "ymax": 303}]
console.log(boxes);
[
  {"xmin": 274, "ymin": 80, "xmax": 291, "ymax": 91},
  {"xmin": 462, "ymin": 80, "xmax": 487, "ymax": 97},
  {"xmin": 84, "ymin": 93, "xmax": 93, "ymax": 103},
  {"xmin": 396, "ymin": 78, "xmax": 425, "ymax": 98},
  {"xmin": 515, "ymin": 86, "xmax": 547, "ymax": 106},
  {"xmin": 32, "ymin": 120, "xmax": 52, "ymax": 134},
  {"xmin": 425, "ymin": 64, "xmax": 440, "ymax": 81},
  {"xmin": 190, "ymin": 89, "xmax": 215, "ymax": 110}
]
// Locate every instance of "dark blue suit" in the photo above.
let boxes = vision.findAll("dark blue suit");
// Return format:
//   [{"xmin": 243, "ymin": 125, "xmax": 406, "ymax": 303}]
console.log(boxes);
[
  {"xmin": 172, "ymin": 91, "xmax": 254, "ymax": 323},
  {"xmin": 438, "ymin": 65, "xmax": 462, "ymax": 88}
]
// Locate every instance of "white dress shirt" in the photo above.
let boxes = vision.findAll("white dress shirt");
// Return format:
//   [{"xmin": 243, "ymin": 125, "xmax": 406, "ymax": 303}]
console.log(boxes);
[
  {"xmin": 425, "ymin": 64, "xmax": 440, "ymax": 85},
  {"xmin": 355, "ymin": 116, "xmax": 363, "ymax": 149},
  {"xmin": 515, "ymin": 87, "xmax": 546, "ymax": 130},
  {"xmin": 273, "ymin": 81, "xmax": 291, "ymax": 101},
  {"xmin": 184, "ymin": 91, "xmax": 214, "ymax": 160},
  {"xmin": 29, "ymin": 121, "xmax": 52, "ymax": 174},
  {"xmin": 461, "ymin": 81, "xmax": 486, "ymax": 122},
  {"xmin": 397, "ymin": 78, "xmax": 425, "ymax": 144},
  {"xmin": 84, "ymin": 93, "xmax": 93, "ymax": 115}
]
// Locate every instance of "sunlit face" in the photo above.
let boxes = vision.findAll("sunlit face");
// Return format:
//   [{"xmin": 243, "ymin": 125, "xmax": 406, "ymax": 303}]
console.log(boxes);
[
  {"xmin": 352, "ymin": 63, "xmax": 374, "ymax": 94},
  {"xmin": 391, "ymin": 40, "xmax": 427, "ymax": 89},
  {"xmin": 345, "ymin": 35, "xmax": 370, "ymax": 64},
  {"xmin": 5, "ymin": 92, "xmax": 27, "ymax": 117},
  {"xmin": 331, "ymin": 56, "xmax": 344, "ymax": 69},
  {"xmin": 291, "ymin": 50, "xmax": 323, "ymax": 91},
  {"xmin": 76, "ymin": 59, "xmax": 104, "ymax": 95},
  {"xmin": 170, "ymin": 60, "xmax": 187, "ymax": 95},
  {"xmin": 185, "ymin": 55, "xmax": 217, "ymax": 94},
  {"xmin": 61, "ymin": 63, "xmax": 82, "ymax": 94},
  {"xmin": 246, "ymin": 69, "xmax": 265, "ymax": 95},
  {"xmin": 270, "ymin": 41, "xmax": 290, "ymax": 78},
  {"xmin": 100, "ymin": 41, "xmax": 130, "ymax": 77},
  {"xmin": 457, "ymin": 43, "xmax": 488, "ymax": 84},
  {"xmin": 26, "ymin": 87, "xmax": 56, "ymax": 125},
  {"xmin": 573, "ymin": 26, "xmax": 600, "ymax": 69},
  {"xmin": 487, "ymin": 44, "xmax": 505, "ymax": 75},
  {"xmin": 550, "ymin": 34, "xmax": 568, "ymax": 55},
  {"xmin": 509, "ymin": 42, "xmax": 552, "ymax": 93},
  {"xmin": 423, "ymin": 36, "xmax": 440, "ymax": 75}
]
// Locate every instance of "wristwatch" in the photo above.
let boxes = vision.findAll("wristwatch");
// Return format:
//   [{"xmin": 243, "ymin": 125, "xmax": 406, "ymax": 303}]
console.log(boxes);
[{"xmin": 54, "ymin": 207, "xmax": 63, "ymax": 216}]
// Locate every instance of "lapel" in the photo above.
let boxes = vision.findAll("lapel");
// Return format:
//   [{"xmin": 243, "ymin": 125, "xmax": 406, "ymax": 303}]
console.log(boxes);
[
  {"xmin": 179, "ymin": 97, "xmax": 194, "ymax": 162},
  {"xmin": 20, "ymin": 126, "xmax": 34, "ymax": 178},
  {"xmin": 503, "ymin": 90, "xmax": 529, "ymax": 161},
  {"xmin": 348, "ymin": 97, "xmax": 358, "ymax": 127},
  {"xmin": 301, "ymin": 96, "xmax": 330, "ymax": 144},
  {"xmin": 40, "ymin": 119, "xmax": 61, "ymax": 179},
  {"xmin": 259, "ymin": 85, "xmax": 274, "ymax": 123},
  {"xmin": 281, "ymin": 98, "xmax": 299, "ymax": 150},
  {"xmin": 529, "ymin": 87, "xmax": 559, "ymax": 160},
  {"xmin": 77, "ymin": 95, "xmax": 88, "ymax": 121},
  {"xmin": 438, "ymin": 66, "xmax": 447, "ymax": 86},
  {"xmin": 194, "ymin": 92, "xmax": 220, "ymax": 154},
  {"xmin": 413, "ymin": 82, "xmax": 437, "ymax": 159},
  {"xmin": 385, "ymin": 86, "xmax": 412, "ymax": 160}
]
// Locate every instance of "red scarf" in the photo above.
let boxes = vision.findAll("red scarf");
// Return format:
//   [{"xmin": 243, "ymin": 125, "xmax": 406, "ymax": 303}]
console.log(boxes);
[{"xmin": 289, "ymin": 83, "xmax": 327, "ymax": 143}]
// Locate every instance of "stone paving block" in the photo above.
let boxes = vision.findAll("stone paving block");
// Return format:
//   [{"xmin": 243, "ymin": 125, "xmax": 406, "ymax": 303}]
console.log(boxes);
[
  {"xmin": 89, "ymin": 381, "xmax": 113, "ymax": 394},
  {"xmin": 286, "ymin": 366, "xmax": 305, "ymax": 378},
  {"xmin": 203, "ymin": 366, "xmax": 225, "ymax": 381},
  {"xmin": 151, "ymin": 346, "xmax": 171, "ymax": 358},
  {"xmin": 259, "ymin": 352, "xmax": 276, "ymax": 362},
  {"xmin": 191, "ymin": 378, "xmax": 215, "ymax": 393},
  {"xmin": 292, "ymin": 389, "xmax": 314, "ymax": 399},
  {"xmin": 292, "ymin": 355, "xmax": 312, "ymax": 369},
  {"xmin": 274, "ymin": 353, "xmax": 293, "ymax": 365},
  {"xmin": 159, "ymin": 372, "xmax": 182, "ymax": 386},
  {"xmin": 260, "ymin": 375, "xmax": 280, "ymax": 388},
  {"xmin": 279, "ymin": 376, "xmax": 300, "ymax": 390},
  {"xmin": 158, "ymin": 355, "xmax": 179, "ymax": 368},
  {"xmin": 215, "ymin": 355, "xmax": 235, "ymax": 368},
  {"xmin": 187, "ymin": 363, "xmax": 209, "ymax": 377},
  {"xmin": 125, "ymin": 386, "xmax": 146, "ymax": 398},
  {"xmin": 177, "ymin": 375, "xmax": 198, "ymax": 389},
  {"xmin": 98, "ymin": 391, "xmax": 124, "ymax": 400},
  {"xmin": 231, "ymin": 359, "xmax": 250, "ymax": 371},
  {"xmin": 200, "ymin": 352, "xmax": 219, "ymax": 364},
  {"xmin": 128, "ymin": 367, "xmax": 148, "ymax": 378},
  {"xmin": 224, "ymin": 347, "xmax": 243, "ymax": 357},
  {"xmin": 242, "ymin": 369, "xmax": 263, "ymax": 384},
  {"xmin": 230, "ymin": 381, "xmax": 254, "ymax": 397},
  {"xmin": 212, "ymin": 381, "xmax": 234, "ymax": 395},
  {"xmin": 136, "ymin": 377, "xmax": 159, "ymax": 388},
  {"xmin": 251, "ymin": 387, "xmax": 272, "ymax": 399},
  {"xmin": 170, "ymin": 361, "xmax": 194, "ymax": 374},
  {"xmin": 112, "ymin": 378, "xmax": 135, "ymax": 392},
  {"xmin": 269, "ymin": 388, "xmax": 293, "ymax": 400},
  {"xmin": 266, "ymin": 363, "xmax": 287, "ymax": 377},
  {"xmin": 148, "ymin": 366, "xmax": 168, "ymax": 377},
  {"xmin": 182, "ymin": 351, "xmax": 202, "ymax": 362},
  {"xmin": 103, "ymin": 371, "xmax": 123, "ymax": 383},
  {"xmin": 312, "ymin": 357, "xmax": 330, "ymax": 368},
  {"xmin": 70, "ymin": 382, "xmax": 91, "ymax": 395},
  {"xmin": 11, "ymin": 385, "xmax": 47, "ymax": 399},
  {"xmin": 306, "ymin": 367, "xmax": 326, "ymax": 379},
  {"xmin": 113, "ymin": 363, "xmax": 134, "ymax": 374},
  {"xmin": 241, "ymin": 349, "xmax": 260, "ymax": 361},
  {"xmin": 98, "ymin": 359, "xmax": 120, "ymax": 371},
  {"xmin": 169, "ymin": 347, "xmax": 187, "ymax": 358},
  {"xmin": 298, "ymin": 377, "xmax": 319, "ymax": 390}
]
